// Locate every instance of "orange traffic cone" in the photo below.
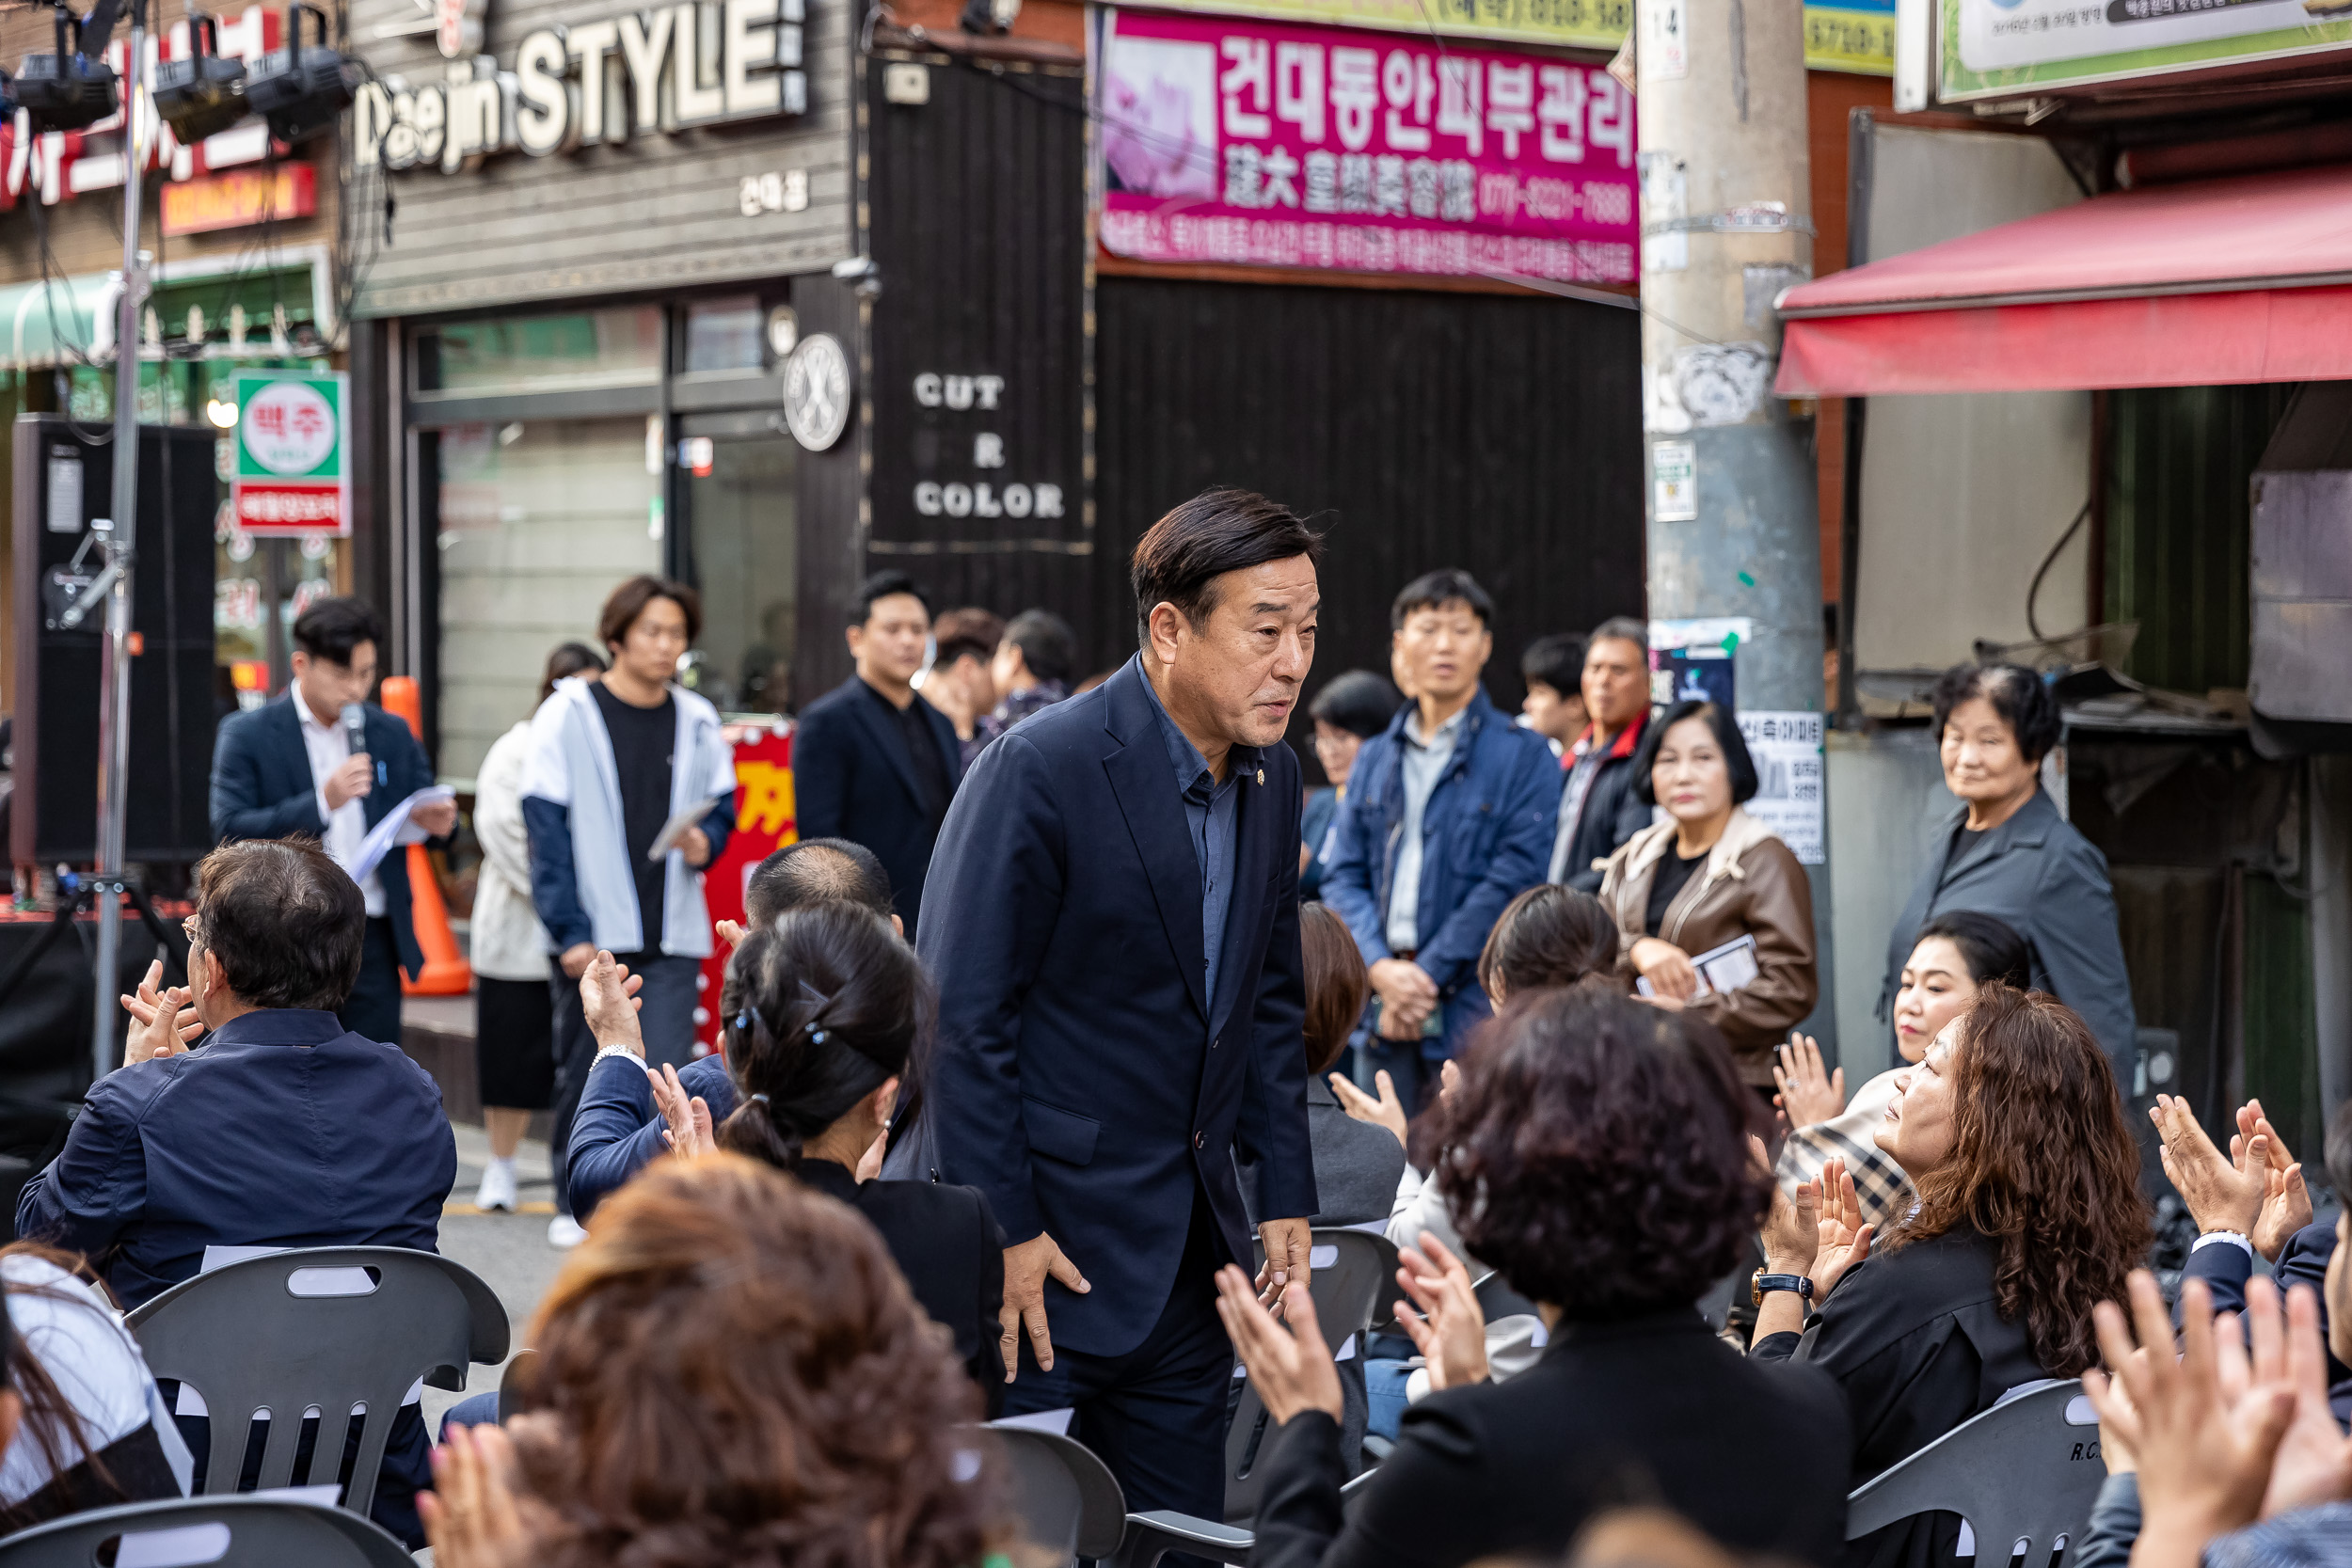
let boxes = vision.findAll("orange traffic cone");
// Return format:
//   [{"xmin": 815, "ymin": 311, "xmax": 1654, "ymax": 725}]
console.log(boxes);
[{"xmin": 381, "ymin": 676, "xmax": 473, "ymax": 997}]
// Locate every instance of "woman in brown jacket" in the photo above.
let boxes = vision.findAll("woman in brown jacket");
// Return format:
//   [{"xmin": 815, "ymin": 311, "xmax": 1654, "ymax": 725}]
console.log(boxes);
[{"xmin": 1598, "ymin": 699, "xmax": 1817, "ymax": 1086}]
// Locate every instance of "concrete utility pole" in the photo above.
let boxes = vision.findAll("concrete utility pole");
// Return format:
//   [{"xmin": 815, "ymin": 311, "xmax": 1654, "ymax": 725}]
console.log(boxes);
[{"xmin": 1632, "ymin": 0, "xmax": 1835, "ymax": 1044}]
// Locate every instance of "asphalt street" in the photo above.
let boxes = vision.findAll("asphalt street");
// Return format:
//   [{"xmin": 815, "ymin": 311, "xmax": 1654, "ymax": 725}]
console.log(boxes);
[{"xmin": 426, "ymin": 1124, "xmax": 570, "ymax": 1432}]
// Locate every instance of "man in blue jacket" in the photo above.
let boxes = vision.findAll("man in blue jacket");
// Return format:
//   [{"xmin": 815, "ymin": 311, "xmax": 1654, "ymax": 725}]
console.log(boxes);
[
  {"xmin": 208, "ymin": 597, "xmax": 457, "ymax": 1050},
  {"xmin": 1321, "ymin": 570, "xmax": 1561, "ymax": 1112},
  {"xmin": 17, "ymin": 837, "xmax": 455, "ymax": 1544},
  {"xmin": 893, "ymin": 487, "xmax": 1320, "ymax": 1521}
]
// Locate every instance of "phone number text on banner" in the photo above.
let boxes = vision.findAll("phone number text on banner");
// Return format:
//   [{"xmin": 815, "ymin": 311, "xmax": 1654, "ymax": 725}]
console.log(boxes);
[{"xmin": 1096, "ymin": 8, "xmax": 1638, "ymax": 284}]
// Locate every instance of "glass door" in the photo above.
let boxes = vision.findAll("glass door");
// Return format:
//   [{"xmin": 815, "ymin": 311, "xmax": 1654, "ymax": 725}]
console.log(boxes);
[{"xmin": 678, "ymin": 412, "xmax": 798, "ymax": 717}]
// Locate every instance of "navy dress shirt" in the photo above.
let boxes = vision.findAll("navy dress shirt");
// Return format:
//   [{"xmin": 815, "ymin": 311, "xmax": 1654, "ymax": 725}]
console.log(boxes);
[{"xmin": 1140, "ymin": 673, "xmax": 1252, "ymax": 1014}]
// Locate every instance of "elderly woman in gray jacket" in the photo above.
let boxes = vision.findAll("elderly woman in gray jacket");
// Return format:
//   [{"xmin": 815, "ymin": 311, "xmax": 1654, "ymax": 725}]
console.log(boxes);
[{"xmin": 1881, "ymin": 663, "xmax": 2137, "ymax": 1083}]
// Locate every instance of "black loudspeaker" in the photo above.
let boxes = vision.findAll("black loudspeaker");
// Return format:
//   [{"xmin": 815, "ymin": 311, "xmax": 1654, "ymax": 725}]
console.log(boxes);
[{"xmin": 10, "ymin": 417, "xmax": 217, "ymax": 867}]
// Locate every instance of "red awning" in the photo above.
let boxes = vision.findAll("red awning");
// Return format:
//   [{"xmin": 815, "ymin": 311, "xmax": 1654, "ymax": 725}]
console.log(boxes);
[{"xmin": 1774, "ymin": 163, "xmax": 2352, "ymax": 397}]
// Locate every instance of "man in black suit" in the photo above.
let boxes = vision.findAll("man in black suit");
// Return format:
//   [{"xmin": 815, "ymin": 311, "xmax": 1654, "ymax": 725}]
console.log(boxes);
[
  {"xmin": 792, "ymin": 571, "xmax": 963, "ymax": 938},
  {"xmin": 208, "ymin": 598, "xmax": 455, "ymax": 1047},
  {"xmin": 896, "ymin": 488, "xmax": 1322, "ymax": 1520}
]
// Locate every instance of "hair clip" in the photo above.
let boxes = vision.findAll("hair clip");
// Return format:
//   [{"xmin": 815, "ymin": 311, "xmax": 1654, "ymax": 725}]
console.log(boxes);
[
  {"xmin": 750, "ymin": 1092, "xmax": 771, "ymax": 1105},
  {"xmin": 734, "ymin": 1011, "xmax": 752, "ymax": 1032},
  {"xmin": 807, "ymin": 1028, "xmax": 829, "ymax": 1045}
]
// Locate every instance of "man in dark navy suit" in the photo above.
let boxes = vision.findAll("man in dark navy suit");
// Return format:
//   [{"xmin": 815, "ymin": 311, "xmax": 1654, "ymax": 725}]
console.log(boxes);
[
  {"xmin": 792, "ymin": 571, "xmax": 964, "ymax": 939},
  {"xmin": 208, "ymin": 597, "xmax": 454, "ymax": 1048},
  {"xmin": 16, "ymin": 837, "xmax": 455, "ymax": 1544},
  {"xmin": 897, "ymin": 488, "xmax": 1322, "ymax": 1519}
]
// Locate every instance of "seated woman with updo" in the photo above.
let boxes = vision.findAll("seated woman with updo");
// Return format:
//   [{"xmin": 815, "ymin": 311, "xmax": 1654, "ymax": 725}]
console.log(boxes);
[{"xmin": 644, "ymin": 902, "xmax": 1008, "ymax": 1407}]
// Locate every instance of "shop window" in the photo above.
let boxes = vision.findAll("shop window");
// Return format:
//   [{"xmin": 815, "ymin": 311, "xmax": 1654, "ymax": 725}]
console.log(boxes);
[
  {"xmin": 683, "ymin": 296, "xmax": 767, "ymax": 373},
  {"xmin": 432, "ymin": 416, "xmax": 662, "ymax": 779},
  {"xmin": 415, "ymin": 308, "xmax": 662, "ymax": 397},
  {"xmin": 684, "ymin": 430, "xmax": 797, "ymax": 714}
]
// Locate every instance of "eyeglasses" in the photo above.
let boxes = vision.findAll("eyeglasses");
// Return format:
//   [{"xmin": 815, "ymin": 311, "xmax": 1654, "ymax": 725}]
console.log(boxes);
[{"xmin": 182, "ymin": 914, "xmax": 202, "ymax": 950}]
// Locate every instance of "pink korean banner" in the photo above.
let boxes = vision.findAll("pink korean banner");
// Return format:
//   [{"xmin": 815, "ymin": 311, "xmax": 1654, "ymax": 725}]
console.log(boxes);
[{"xmin": 1095, "ymin": 8, "xmax": 1636, "ymax": 285}]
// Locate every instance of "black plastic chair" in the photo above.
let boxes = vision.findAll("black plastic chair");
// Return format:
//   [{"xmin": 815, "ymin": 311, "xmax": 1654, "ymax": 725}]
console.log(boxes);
[
  {"xmin": 1846, "ymin": 1380, "xmax": 2104, "ymax": 1560},
  {"xmin": 124, "ymin": 1246, "xmax": 509, "ymax": 1512},
  {"xmin": 1115, "ymin": 1465, "xmax": 1382, "ymax": 1567},
  {"xmin": 1224, "ymin": 1228, "xmax": 1399, "ymax": 1525},
  {"xmin": 987, "ymin": 1422, "xmax": 1127, "ymax": 1567},
  {"xmin": 0, "ymin": 1494, "xmax": 413, "ymax": 1567}
]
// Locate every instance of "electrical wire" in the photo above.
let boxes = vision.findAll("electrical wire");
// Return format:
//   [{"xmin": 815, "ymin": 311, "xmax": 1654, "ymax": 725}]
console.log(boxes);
[{"xmin": 2025, "ymin": 499, "xmax": 2091, "ymax": 644}]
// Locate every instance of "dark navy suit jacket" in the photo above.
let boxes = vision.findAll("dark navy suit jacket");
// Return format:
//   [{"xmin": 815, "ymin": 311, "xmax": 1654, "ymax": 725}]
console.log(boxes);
[
  {"xmin": 894, "ymin": 657, "xmax": 1316, "ymax": 1358},
  {"xmin": 792, "ymin": 676, "xmax": 962, "ymax": 938},
  {"xmin": 2180, "ymin": 1222, "xmax": 2352, "ymax": 1402},
  {"xmin": 209, "ymin": 696, "xmax": 443, "ymax": 978},
  {"xmin": 566, "ymin": 1053, "xmax": 737, "ymax": 1219},
  {"xmin": 14, "ymin": 1008, "xmax": 455, "ymax": 1308}
]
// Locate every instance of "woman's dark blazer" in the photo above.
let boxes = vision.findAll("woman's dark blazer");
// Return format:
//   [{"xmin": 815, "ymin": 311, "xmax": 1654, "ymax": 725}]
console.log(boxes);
[
  {"xmin": 1254, "ymin": 1307, "xmax": 1851, "ymax": 1568},
  {"xmin": 1754, "ymin": 1225, "xmax": 2050, "ymax": 1568},
  {"xmin": 795, "ymin": 1158, "xmax": 1007, "ymax": 1415},
  {"xmin": 1877, "ymin": 788, "xmax": 2136, "ymax": 1078}
]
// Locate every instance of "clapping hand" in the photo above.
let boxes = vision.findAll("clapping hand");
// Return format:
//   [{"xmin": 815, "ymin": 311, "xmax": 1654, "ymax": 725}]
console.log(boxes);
[
  {"xmin": 2153, "ymin": 1093, "xmax": 2268, "ymax": 1240},
  {"xmin": 1328, "ymin": 1069, "xmax": 1408, "ymax": 1148},
  {"xmin": 421, "ymin": 1421, "xmax": 532, "ymax": 1568},
  {"xmin": 715, "ymin": 919, "xmax": 747, "ymax": 950},
  {"xmin": 2211, "ymin": 1275, "xmax": 2352, "ymax": 1519},
  {"xmin": 2083, "ymin": 1274, "xmax": 2296, "ymax": 1568},
  {"xmin": 646, "ymin": 1062, "xmax": 716, "ymax": 1160},
  {"xmin": 119, "ymin": 958, "xmax": 200, "ymax": 1069},
  {"xmin": 580, "ymin": 950, "xmax": 646, "ymax": 1057},
  {"xmin": 1214, "ymin": 1264, "xmax": 1343, "ymax": 1424},
  {"xmin": 1756, "ymin": 1139, "xmax": 1873, "ymax": 1301},
  {"xmin": 2233, "ymin": 1098, "xmax": 2313, "ymax": 1262},
  {"xmin": 1773, "ymin": 1033, "xmax": 1845, "ymax": 1129},
  {"xmin": 1393, "ymin": 1234, "xmax": 1489, "ymax": 1391}
]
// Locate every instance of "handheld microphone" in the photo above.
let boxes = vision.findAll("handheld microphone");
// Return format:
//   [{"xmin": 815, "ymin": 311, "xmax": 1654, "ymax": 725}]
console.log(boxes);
[{"xmin": 340, "ymin": 702, "xmax": 368, "ymax": 762}]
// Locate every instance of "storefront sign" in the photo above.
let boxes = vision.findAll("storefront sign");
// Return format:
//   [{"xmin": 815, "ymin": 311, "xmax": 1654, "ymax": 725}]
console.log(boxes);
[
  {"xmin": 1096, "ymin": 9, "xmax": 1639, "ymax": 284},
  {"xmin": 1935, "ymin": 0, "xmax": 2352, "ymax": 99},
  {"xmin": 230, "ymin": 369, "xmax": 350, "ymax": 537},
  {"xmin": 352, "ymin": 0, "xmax": 808, "ymax": 173},
  {"xmin": 1103, "ymin": 0, "xmax": 1894, "ymax": 71},
  {"xmin": 159, "ymin": 164, "xmax": 316, "ymax": 235}
]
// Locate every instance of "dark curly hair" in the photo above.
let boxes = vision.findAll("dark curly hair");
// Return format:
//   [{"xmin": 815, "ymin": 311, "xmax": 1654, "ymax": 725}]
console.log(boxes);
[
  {"xmin": 1884, "ymin": 983, "xmax": 2151, "ymax": 1376},
  {"xmin": 509, "ymin": 1155, "xmax": 997, "ymax": 1568},
  {"xmin": 1432, "ymin": 989, "xmax": 1768, "ymax": 1318},
  {"xmin": 1930, "ymin": 662, "xmax": 2060, "ymax": 766},
  {"xmin": 1476, "ymin": 884, "xmax": 1622, "ymax": 1002}
]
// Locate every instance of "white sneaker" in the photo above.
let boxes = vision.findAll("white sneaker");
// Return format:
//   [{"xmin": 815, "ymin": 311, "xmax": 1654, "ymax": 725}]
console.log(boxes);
[
  {"xmin": 547, "ymin": 1214, "xmax": 587, "ymax": 1249},
  {"xmin": 473, "ymin": 1161, "xmax": 517, "ymax": 1212}
]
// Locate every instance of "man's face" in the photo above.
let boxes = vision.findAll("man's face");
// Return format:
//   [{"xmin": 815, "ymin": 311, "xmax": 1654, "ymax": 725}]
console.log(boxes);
[
  {"xmin": 1581, "ymin": 636, "xmax": 1650, "ymax": 733},
  {"xmin": 1152, "ymin": 556, "xmax": 1319, "ymax": 749},
  {"xmin": 848, "ymin": 593, "xmax": 930, "ymax": 689},
  {"xmin": 1391, "ymin": 600, "xmax": 1490, "ymax": 709},
  {"xmin": 1520, "ymin": 679, "xmax": 1588, "ymax": 744},
  {"xmin": 990, "ymin": 639, "xmax": 1029, "ymax": 694},
  {"xmin": 292, "ymin": 640, "xmax": 377, "ymax": 717},
  {"xmin": 612, "ymin": 595, "xmax": 691, "ymax": 689}
]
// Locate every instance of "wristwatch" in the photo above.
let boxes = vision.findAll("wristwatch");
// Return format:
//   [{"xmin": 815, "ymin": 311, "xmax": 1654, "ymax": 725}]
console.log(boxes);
[{"xmin": 1752, "ymin": 1270, "xmax": 1815, "ymax": 1307}]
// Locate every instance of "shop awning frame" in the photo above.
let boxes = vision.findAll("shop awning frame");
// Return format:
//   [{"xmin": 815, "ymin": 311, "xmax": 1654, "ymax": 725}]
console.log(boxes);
[
  {"xmin": 0, "ymin": 243, "xmax": 335, "ymax": 372},
  {"xmin": 1773, "ymin": 164, "xmax": 2352, "ymax": 396}
]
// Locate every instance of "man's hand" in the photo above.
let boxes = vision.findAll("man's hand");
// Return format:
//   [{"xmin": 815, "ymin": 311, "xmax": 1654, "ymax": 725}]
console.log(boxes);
[
  {"xmin": 1000, "ymin": 1232, "xmax": 1090, "ymax": 1381},
  {"xmin": 1369, "ymin": 958, "xmax": 1436, "ymax": 1039},
  {"xmin": 2234, "ymin": 1098, "xmax": 2313, "ymax": 1262},
  {"xmin": 119, "ymin": 958, "xmax": 200, "ymax": 1069},
  {"xmin": 580, "ymin": 951, "xmax": 645, "ymax": 1055},
  {"xmin": 1257, "ymin": 1215, "xmax": 1313, "ymax": 1317},
  {"xmin": 678, "ymin": 826, "xmax": 712, "ymax": 869},
  {"xmin": 2153, "ymin": 1093, "xmax": 2265, "ymax": 1239},
  {"xmin": 559, "ymin": 942, "xmax": 597, "ymax": 980},
  {"xmin": 647, "ymin": 1063, "xmax": 715, "ymax": 1160},
  {"xmin": 1214, "ymin": 1265, "xmax": 1343, "ymax": 1424},
  {"xmin": 324, "ymin": 754, "xmax": 373, "ymax": 812},
  {"xmin": 411, "ymin": 797, "xmax": 459, "ymax": 837},
  {"xmin": 1327, "ymin": 1069, "xmax": 1407, "ymax": 1148}
]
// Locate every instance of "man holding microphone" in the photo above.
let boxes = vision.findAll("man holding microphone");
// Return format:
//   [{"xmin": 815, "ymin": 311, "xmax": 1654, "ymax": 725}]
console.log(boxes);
[{"xmin": 210, "ymin": 596, "xmax": 456, "ymax": 1049}]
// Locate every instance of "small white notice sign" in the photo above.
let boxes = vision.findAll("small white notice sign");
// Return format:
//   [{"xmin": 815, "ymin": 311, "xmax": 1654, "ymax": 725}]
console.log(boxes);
[{"xmin": 1653, "ymin": 440, "xmax": 1698, "ymax": 522}]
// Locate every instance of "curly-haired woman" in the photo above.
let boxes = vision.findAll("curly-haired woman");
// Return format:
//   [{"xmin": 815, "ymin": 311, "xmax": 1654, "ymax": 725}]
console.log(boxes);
[
  {"xmin": 1754, "ymin": 982, "xmax": 2151, "ymax": 1568},
  {"xmin": 422, "ymin": 1153, "xmax": 1000, "ymax": 1568},
  {"xmin": 1223, "ymin": 987, "xmax": 1850, "ymax": 1568}
]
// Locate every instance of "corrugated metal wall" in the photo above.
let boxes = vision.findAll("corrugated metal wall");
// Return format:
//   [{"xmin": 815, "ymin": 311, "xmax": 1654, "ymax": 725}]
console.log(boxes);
[
  {"xmin": 2104, "ymin": 383, "xmax": 2297, "ymax": 695},
  {"xmin": 1092, "ymin": 277, "xmax": 1645, "ymax": 768}
]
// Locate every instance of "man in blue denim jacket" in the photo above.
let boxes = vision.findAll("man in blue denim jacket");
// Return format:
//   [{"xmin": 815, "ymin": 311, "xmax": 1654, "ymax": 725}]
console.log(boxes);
[{"xmin": 1320, "ymin": 570, "xmax": 1560, "ymax": 1112}]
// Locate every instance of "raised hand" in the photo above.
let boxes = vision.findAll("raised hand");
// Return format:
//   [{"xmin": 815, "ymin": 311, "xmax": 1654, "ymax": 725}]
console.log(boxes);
[
  {"xmin": 1214, "ymin": 1264, "xmax": 1343, "ymax": 1424},
  {"xmin": 1327, "ymin": 1069, "xmax": 1407, "ymax": 1148},
  {"xmin": 1806, "ymin": 1156, "xmax": 1874, "ymax": 1299},
  {"xmin": 1394, "ymin": 1234, "xmax": 1489, "ymax": 1391},
  {"xmin": 421, "ymin": 1421, "xmax": 532, "ymax": 1568},
  {"xmin": 2227, "ymin": 1276, "xmax": 2352, "ymax": 1519},
  {"xmin": 2153, "ymin": 1093, "xmax": 2265, "ymax": 1239},
  {"xmin": 1773, "ymin": 1033, "xmax": 1845, "ymax": 1128},
  {"xmin": 2233, "ymin": 1098, "xmax": 2313, "ymax": 1261},
  {"xmin": 119, "ymin": 958, "xmax": 200, "ymax": 1069},
  {"xmin": 580, "ymin": 950, "xmax": 646, "ymax": 1057},
  {"xmin": 646, "ymin": 1063, "xmax": 715, "ymax": 1161}
]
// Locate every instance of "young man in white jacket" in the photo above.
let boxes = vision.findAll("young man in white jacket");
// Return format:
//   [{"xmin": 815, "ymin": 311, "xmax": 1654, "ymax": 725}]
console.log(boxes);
[{"xmin": 522, "ymin": 576, "xmax": 737, "ymax": 1245}]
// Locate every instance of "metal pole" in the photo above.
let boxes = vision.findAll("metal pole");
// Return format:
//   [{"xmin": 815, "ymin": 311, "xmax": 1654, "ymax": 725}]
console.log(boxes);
[
  {"xmin": 1632, "ymin": 0, "xmax": 1836, "ymax": 1048},
  {"xmin": 92, "ymin": 6, "xmax": 150, "ymax": 1084}
]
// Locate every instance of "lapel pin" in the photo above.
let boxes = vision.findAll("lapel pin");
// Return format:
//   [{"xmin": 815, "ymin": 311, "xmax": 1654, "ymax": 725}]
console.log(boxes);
[{"xmin": 1256, "ymin": 768, "xmax": 1265, "ymax": 786}]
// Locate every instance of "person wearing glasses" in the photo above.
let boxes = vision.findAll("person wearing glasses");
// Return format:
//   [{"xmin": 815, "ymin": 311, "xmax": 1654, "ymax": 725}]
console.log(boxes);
[{"xmin": 523, "ymin": 575, "xmax": 738, "ymax": 1248}]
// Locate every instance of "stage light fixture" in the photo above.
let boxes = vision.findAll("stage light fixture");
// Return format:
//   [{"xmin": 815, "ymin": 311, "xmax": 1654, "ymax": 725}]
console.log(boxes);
[
  {"xmin": 243, "ymin": 4, "xmax": 354, "ymax": 146},
  {"xmin": 16, "ymin": 5, "xmax": 119, "ymax": 134},
  {"xmin": 151, "ymin": 16, "xmax": 247, "ymax": 145}
]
